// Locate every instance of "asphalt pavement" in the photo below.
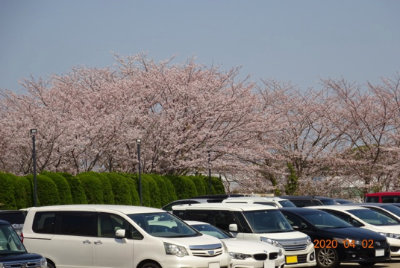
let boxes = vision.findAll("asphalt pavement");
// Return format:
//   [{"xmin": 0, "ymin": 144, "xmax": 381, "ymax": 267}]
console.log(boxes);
[{"xmin": 340, "ymin": 260, "xmax": 400, "ymax": 267}]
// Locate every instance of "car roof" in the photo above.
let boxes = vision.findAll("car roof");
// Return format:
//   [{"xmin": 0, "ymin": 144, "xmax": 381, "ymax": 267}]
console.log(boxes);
[
  {"xmin": 280, "ymin": 207, "xmax": 319, "ymax": 213},
  {"xmin": 308, "ymin": 205, "xmax": 369, "ymax": 211},
  {"xmin": 185, "ymin": 220, "xmax": 209, "ymax": 225},
  {"xmin": 26, "ymin": 204, "xmax": 163, "ymax": 214},
  {"xmin": 222, "ymin": 196, "xmax": 288, "ymax": 202},
  {"xmin": 172, "ymin": 202, "xmax": 277, "ymax": 211}
]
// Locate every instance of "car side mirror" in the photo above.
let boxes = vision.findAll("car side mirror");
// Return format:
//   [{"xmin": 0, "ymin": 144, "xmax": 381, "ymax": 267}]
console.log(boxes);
[
  {"xmin": 115, "ymin": 229, "xmax": 126, "ymax": 238},
  {"xmin": 229, "ymin": 224, "xmax": 238, "ymax": 232}
]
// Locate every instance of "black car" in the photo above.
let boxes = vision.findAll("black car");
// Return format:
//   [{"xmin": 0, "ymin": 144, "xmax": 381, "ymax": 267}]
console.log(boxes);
[
  {"xmin": 280, "ymin": 208, "xmax": 390, "ymax": 268},
  {"xmin": 0, "ymin": 210, "xmax": 26, "ymax": 239},
  {"xmin": 0, "ymin": 219, "xmax": 47, "ymax": 267}
]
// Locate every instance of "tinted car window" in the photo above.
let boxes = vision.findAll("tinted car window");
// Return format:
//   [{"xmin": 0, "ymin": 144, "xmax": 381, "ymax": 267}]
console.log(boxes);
[
  {"xmin": 99, "ymin": 213, "xmax": 142, "ymax": 239},
  {"xmin": 58, "ymin": 212, "xmax": 97, "ymax": 236},
  {"xmin": 348, "ymin": 209, "xmax": 400, "ymax": 226},
  {"xmin": 33, "ymin": 212, "xmax": 56, "ymax": 234},
  {"xmin": 278, "ymin": 200, "xmax": 296, "ymax": 207},
  {"xmin": 382, "ymin": 196, "xmax": 400, "ymax": 203},
  {"xmin": 320, "ymin": 209, "xmax": 363, "ymax": 227},
  {"xmin": 365, "ymin": 196, "xmax": 380, "ymax": 203},
  {"xmin": 0, "ymin": 211, "xmax": 26, "ymax": 224}
]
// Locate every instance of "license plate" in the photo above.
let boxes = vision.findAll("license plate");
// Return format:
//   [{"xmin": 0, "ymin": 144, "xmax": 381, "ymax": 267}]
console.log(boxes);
[
  {"xmin": 286, "ymin": 255, "xmax": 298, "ymax": 264},
  {"xmin": 209, "ymin": 262, "xmax": 220, "ymax": 268},
  {"xmin": 375, "ymin": 249, "xmax": 385, "ymax": 257}
]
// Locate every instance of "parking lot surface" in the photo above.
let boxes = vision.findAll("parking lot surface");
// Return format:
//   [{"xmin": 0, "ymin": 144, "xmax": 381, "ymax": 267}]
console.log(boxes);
[{"xmin": 341, "ymin": 260, "xmax": 400, "ymax": 267}]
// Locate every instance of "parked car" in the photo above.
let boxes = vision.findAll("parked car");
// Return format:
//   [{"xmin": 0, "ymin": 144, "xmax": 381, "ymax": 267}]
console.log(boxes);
[
  {"xmin": 279, "ymin": 196, "xmax": 324, "ymax": 207},
  {"xmin": 0, "ymin": 219, "xmax": 47, "ymax": 267},
  {"xmin": 23, "ymin": 205, "xmax": 230, "ymax": 268},
  {"xmin": 162, "ymin": 194, "xmax": 245, "ymax": 211},
  {"xmin": 332, "ymin": 198, "xmax": 353, "ymax": 205},
  {"xmin": 280, "ymin": 207, "xmax": 390, "ymax": 268},
  {"xmin": 173, "ymin": 203, "xmax": 316, "ymax": 267},
  {"xmin": 0, "ymin": 210, "xmax": 27, "ymax": 239},
  {"xmin": 222, "ymin": 196, "xmax": 296, "ymax": 208},
  {"xmin": 355, "ymin": 203, "xmax": 400, "ymax": 221},
  {"xmin": 365, "ymin": 192, "xmax": 400, "ymax": 203},
  {"xmin": 186, "ymin": 220, "xmax": 285, "ymax": 268},
  {"xmin": 311, "ymin": 205, "xmax": 400, "ymax": 257}
]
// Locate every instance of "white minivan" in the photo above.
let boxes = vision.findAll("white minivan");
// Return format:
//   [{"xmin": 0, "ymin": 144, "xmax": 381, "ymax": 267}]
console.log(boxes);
[
  {"xmin": 22, "ymin": 205, "xmax": 230, "ymax": 268},
  {"xmin": 173, "ymin": 203, "xmax": 316, "ymax": 267}
]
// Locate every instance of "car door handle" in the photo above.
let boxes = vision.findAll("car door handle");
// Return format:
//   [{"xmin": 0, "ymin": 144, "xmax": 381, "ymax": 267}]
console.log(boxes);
[
  {"xmin": 94, "ymin": 240, "xmax": 102, "ymax": 245},
  {"xmin": 82, "ymin": 240, "xmax": 91, "ymax": 244}
]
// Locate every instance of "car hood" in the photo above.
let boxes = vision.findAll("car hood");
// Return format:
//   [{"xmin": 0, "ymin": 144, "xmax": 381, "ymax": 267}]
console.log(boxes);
[
  {"xmin": 320, "ymin": 227, "xmax": 386, "ymax": 240},
  {"xmin": 365, "ymin": 224, "xmax": 400, "ymax": 234},
  {"xmin": 162, "ymin": 234, "xmax": 222, "ymax": 248},
  {"xmin": 222, "ymin": 238, "xmax": 280, "ymax": 254}
]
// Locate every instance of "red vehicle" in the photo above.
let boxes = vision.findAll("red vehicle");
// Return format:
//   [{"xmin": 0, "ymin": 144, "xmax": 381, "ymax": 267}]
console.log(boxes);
[{"xmin": 365, "ymin": 192, "xmax": 400, "ymax": 203}]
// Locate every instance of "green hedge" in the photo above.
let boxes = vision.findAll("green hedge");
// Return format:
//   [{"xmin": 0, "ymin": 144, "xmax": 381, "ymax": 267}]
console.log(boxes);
[
  {"xmin": 60, "ymin": 172, "xmax": 88, "ymax": 204},
  {"xmin": 77, "ymin": 172, "xmax": 104, "ymax": 204},
  {"xmin": 41, "ymin": 171, "xmax": 73, "ymax": 204},
  {"xmin": 0, "ymin": 172, "xmax": 225, "ymax": 209},
  {"xmin": 0, "ymin": 173, "xmax": 17, "ymax": 209},
  {"xmin": 106, "ymin": 173, "xmax": 132, "ymax": 205}
]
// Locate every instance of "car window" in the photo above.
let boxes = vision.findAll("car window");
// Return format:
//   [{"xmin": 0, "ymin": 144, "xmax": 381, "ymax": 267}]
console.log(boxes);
[
  {"xmin": 191, "ymin": 223, "xmax": 231, "ymax": 239},
  {"xmin": 282, "ymin": 212, "xmax": 309, "ymax": 230},
  {"xmin": 58, "ymin": 212, "xmax": 97, "ymax": 236},
  {"xmin": 348, "ymin": 209, "xmax": 400, "ymax": 226},
  {"xmin": 0, "ymin": 224, "xmax": 26, "ymax": 254},
  {"xmin": 129, "ymin": 212, "xmax": 199, "ymax": 238},
  {"xmin": 320, "ymin": 209, "xmax": 363, "ymax": 227},
  {"xmin": 243, "ymin": 210, "xmax": 293, "ymax": 233},
  {"xmin": 98, "ymin": 213, "xmax": 143, "ymax": 239},
  {"xmin": 278, "ymin": 200, "xmax": 296, "ymax": 207}
]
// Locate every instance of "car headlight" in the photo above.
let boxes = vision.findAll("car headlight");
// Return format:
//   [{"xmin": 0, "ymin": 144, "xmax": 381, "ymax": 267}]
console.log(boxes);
[
  {"xmin": 379, "ymin": 233, "xmax": 400, "ymax": 239},
  {"xmin": 40, "ymin": 257, "xmax": 47, "ymax": 268},
  {"xmin": 260, "ymin": 236, "xmax": 283, "ymax": 248},
  {"xmin": 334, "ymin": 237, "xmax": 361, "ymax": 245},
  {"xmin": 229, "ymin": 252, "xmax": 252, "ymax": 260},
  {"xmin": 164, "ymin": 242, "xmax": 189, "ymax": 257},
  {"xmin": 306, "ymin": 236, "xmax": 312, "ymax": 246}
]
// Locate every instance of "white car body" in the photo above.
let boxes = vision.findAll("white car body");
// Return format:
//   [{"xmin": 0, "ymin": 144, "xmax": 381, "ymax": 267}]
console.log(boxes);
[
  {"xmin": 173, "ymin": 203, "xmax": 316, "ymax": 267},
  {"xmin": 22, "ymin": 205, "xmax": 230, "ymax": 268},
  {"xmin": 312, "ymin": 205, "xmax": 400, "ymax": 257},
  {"xmin": 186, "ymin": 220, "xmax": 285, "ymax": 268},
  {"xmin": 222, "ymin": 196, "xmax": 296, "ymax": 208}
]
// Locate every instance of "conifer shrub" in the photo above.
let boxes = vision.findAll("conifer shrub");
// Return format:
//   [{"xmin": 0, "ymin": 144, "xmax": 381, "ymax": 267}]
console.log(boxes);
[
  {"xmin": 118, "ymin": 173, "xmax": 140, "ymax": 205},
  {"xmin": 12, "ymin": 174, "xmax": 32, "ymax": 209},
  {"xmin": 142, "ymin": 174, "xmax": 161, "ymax": 208},
  {"xmin": 97, "ymin": 173, "xmax": 115, "ymax": 204},
  {"xmin": 106, "ymin": 173, "xmax": 133, "ymax": 205},
  {"xmin": 60, "ymin": 172, "xmax": 88, "ymax": 204},
  {"xmin": 77, "ymin": 172, "xmax": 104, "ymax": 204},
  {"xmin": 0, "ymin": 172, "xmax": 17, "ymax": 209},
  {"xmin": 33, "ymin": 174, "xmax": 60, "ymax": 206},
  {"xmin": 41, "ymin": 171, "xmax": 73, "ymax": 204},
  {"xmin": 190, "ymin": 175, "xmax": 207, "ymax": 196},
  {"xmin": 167, "ymin": 175, "xmax": 198, "ymax": 199}
]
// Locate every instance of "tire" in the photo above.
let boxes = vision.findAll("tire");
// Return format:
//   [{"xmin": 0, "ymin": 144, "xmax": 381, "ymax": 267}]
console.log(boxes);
[
  {"xmin": 47, "ymin": 262, "xmax": 55, "ymax": 268},
  {"xmin": 316, "ymin": 248, "xmax": 340, "ymax": 268},
  {"xmin": 139, "ymin": 261, "xmax": 161, "ymax": 268}
]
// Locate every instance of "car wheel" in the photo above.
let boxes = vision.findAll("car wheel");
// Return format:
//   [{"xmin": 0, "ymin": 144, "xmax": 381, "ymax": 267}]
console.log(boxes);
[
  {"xmin": 47, "ymin": 262, "xmax": 55, "ymax": 268},
  {"xmin": 316, "ymin": 248, "xmax": 339, "ymax": 268},
  {"xmin": 139, "ymin": 261, "xmax": 161, "ymax": 268},
  {"xmin": 358, "ymin": 261, "xmax": 375, "ymax": 267}
]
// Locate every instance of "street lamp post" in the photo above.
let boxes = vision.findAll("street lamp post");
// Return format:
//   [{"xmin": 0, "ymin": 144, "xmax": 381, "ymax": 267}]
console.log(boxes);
[
  {"xmin": 137, "ymin": 139, "xmax": 142, "ymax": 206},
  {"xmin": 30, "ymin": 129, "xmax": 37, "ymax": 207},
  {"xmin": 208, "ymin": 150, "xmax": 211, "ymax": 194}
]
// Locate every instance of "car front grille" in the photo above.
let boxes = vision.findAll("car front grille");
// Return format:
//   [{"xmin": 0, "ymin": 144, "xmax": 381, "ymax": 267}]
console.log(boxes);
[
  {"xmin": 276, "ymin": 238, "xmax": 308, "ymax": 251},
  {"xmin": 190, "ymin": 243, "xmax": 223, "ymax": 257},
  {"xmin": 253, "ymin": 253, "xmax": 268, "ymax": 260},
  {"xmin": 3, "ymin": 259, "xmax": 43, "ymax": 268}
]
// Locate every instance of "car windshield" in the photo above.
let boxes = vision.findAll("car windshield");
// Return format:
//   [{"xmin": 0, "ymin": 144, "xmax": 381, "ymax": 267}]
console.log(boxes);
[
  {"xmin": 191, "ymin": 223, "xmax": 231, "ymax": 239},
  {"xmin": 243, "ymin": 210, "xmax": 293, "ymax": 233},
  {"xmin": 319, "ymin": 199, "xmax": 336, "ymax": 205},
  {"xmin": 279, "ymin": 200, "xmax": 296, "ymax": 207},
  {"xmin": 380, "ymin": 204, "xmax": 400, "ymax": 217},
  {"xmin": 0, "ymin": 224, "xmax": 26, "ymax": 255},
  {"xmin": 128, "ymin": 212, "xmax": 200, "ymax": 238},
  {"xmin": 348, "ymin": 209, "xmax": 400, "ymax": 226},
  {"xmin": 301, "ymin": 211, "xmax": 352, "ymax": 229}
]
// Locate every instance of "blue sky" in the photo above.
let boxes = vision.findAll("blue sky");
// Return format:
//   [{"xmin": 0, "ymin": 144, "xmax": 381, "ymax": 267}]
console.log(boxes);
[{"xmin": 1, "ymin": 0, "xmax": 399, "ymax": 93}]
